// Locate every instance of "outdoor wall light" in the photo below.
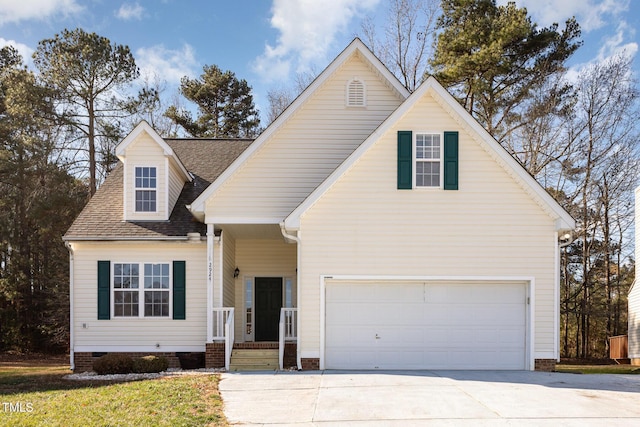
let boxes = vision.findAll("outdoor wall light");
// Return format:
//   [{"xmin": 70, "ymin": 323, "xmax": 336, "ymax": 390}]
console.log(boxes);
[{"xmin": 234, "ymin": 267, "xmax": 240, "ymax": 278}]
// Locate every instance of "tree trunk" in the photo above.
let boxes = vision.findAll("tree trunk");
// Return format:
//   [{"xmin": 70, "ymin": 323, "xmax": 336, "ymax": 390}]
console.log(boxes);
[{"xmin": 88, "ymin": 100, "xmax": 96, "ymax": 195}]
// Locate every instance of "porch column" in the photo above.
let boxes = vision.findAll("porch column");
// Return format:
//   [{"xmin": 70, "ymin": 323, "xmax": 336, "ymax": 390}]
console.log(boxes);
[
  {"xmin": 218, "ymin": 230, "xmax": 224, "ymax": 307},
  {"xmin": 206, "ymin": 222, "xmax": 214, "ymax": 341}
]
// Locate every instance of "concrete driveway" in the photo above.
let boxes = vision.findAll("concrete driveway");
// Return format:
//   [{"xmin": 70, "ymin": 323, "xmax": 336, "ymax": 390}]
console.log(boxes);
[{"xmin": 219, "ymin": 370, "xmax": 640, "ymax": 426}]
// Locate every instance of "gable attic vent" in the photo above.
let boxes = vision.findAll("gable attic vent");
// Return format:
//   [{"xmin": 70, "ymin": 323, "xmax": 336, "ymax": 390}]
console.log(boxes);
[{"xmin": 347, "ymin": 78, "xmax": 366, "ymax": 107}]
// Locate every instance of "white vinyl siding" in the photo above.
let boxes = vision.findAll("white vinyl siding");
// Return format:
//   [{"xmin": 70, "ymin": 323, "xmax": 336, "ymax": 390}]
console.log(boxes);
[
  {"xmin": 71, "ymin": 241, "xmax": 206, "ymax": 351},
  {"xmin": 630, "ymin": 187, "xmax": 640, "ymax": 360},
  {"xmin": 222, "ymin": 231, "xmax": 236, "ymax": 308},
  {"xmin": 298, "ymin": 91, "xmax": 558, "ymax": 362},
  {"xmin": 232, "ymin": 239, "xmax": 297, "ymax": 341},
  {"xmin": 205, "ymin": 53, "xmax": 404, "ymax": 221},
  {"xmin": 168, "ymin": 160, "xmax": 186, "ymax": 215},
  {"xmin": 629, "ymin": 282, "xmax": 640, "ymax": 360}
]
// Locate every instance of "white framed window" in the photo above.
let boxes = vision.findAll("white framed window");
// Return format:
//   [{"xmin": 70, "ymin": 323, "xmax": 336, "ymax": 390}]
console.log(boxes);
[
  {"xmin": 415, "ymin": 133, "xmax": 442, "ymax": 188},
  {"xmin": 135, "ymin": 166, "xmax": 157, "ymax": 212},
  {"xmin": 113, "ymin": 263, "xmax": 139, "ymax": 317},
  {"xmin": 346, "ymin": 78, "xmax": 366, "ymax": 107},
  {"xmin": 113, "ymin": 262, "xmax": 170, "ymax": 318}
]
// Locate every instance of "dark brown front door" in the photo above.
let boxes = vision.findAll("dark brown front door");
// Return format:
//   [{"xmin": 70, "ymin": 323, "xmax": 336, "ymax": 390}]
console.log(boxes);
[{"xmin": 254, "ymin": 277, "xmax": 283, "ymax": 341}]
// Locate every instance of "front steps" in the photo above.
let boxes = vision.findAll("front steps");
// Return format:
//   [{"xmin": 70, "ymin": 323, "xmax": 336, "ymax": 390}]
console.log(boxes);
[{"xmin": 229, "ymin": 348, "xmax": 279, "ymax": 371}]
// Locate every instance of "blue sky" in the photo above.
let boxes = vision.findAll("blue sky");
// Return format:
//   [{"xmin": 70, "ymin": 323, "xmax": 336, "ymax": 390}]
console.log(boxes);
[{"xmin": 1, "ymin": 0, "xmax": 638, "ymax": 123}]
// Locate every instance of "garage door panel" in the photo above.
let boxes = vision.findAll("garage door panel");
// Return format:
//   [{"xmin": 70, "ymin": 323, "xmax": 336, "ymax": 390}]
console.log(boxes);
[
  {"xmin": 500, "ymin": 306, "xmax": 527, "ymax": 325},
  {"xmin": 492, "ymin": 285, "xmax": 526, "ymax": 303},
  {"xmin": 379, "ymin": 349, "xmax": 424, "ymax": 366},
  {"xmin": 326, "ymin": 302, "xmax": 379, "ymax": 323},
  {"xmin": 474, "ymin": 328, "xmax": 501, "ymax": 344},
  {"xmin": 326, "ymin": 349, "xmax": 375, "ymax": 369},
  {"xmin": 448, "ymin": 327, "xmax": 477, "ymax": 346},
  {"xmin": 376, "ymin": 283, "xmax": 423, "ymax": 302},
  {"xmin": 377, "ymin": 327, "xmax": 424, "ymax": 345},
  {"xmin": 499, "ymin": 328, "xmax": 525, "ymax": 345},
  {"xmin": 423, "ymin": 327, "xmax": 448, "ymax": 344},
  {"xmin": 424, "ymin": 306, "xmax": 450, "ymax": 324},
  {"xmin": 325, "ymin": 281, "xmax": 527, "ymax": 370},
  {"xmin": 326, "ymin": 324, "xmax": 377, "ymax": 347}
]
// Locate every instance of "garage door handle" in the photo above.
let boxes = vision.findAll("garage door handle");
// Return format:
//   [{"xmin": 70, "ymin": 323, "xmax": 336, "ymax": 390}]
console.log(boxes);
[{"xmin": 375, "ymin": 334, "xmax": 380, "ymax": 339}]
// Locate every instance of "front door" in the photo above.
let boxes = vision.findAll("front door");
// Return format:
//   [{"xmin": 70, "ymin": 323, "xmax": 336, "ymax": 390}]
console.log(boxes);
[{"xmin": 254, "ymin": 277, "xmax": 283, "ymax": 341}]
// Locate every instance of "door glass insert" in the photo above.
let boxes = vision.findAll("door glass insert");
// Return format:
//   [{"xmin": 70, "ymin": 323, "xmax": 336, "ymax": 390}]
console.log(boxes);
[
  {"xmin": 245, "ymin": 277, "xmax": 253, "ymax": 338},
  {"xmin": 285, "ymin": 277, "xmax": 293, "ymax": 308}
]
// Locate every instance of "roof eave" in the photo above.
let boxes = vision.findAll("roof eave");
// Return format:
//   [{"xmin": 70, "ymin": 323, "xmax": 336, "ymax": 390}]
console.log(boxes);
[{"xmin": 62, "ymin": 235, "xmax": 198, "ymax": 242}]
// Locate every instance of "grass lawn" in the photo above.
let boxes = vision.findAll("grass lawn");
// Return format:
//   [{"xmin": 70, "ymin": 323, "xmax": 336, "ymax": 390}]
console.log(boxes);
[
  {"xmin": 0, "ymin": 356, "xmax": 227, "ymax": 426},
  {"xmin": 555, "ymin": 363, "xmax": 640, "ymax": 375}
]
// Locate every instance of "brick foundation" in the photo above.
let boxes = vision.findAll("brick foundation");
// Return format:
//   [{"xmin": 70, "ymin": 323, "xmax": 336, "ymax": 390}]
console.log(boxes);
[
  {"xmin": 73, "ymin": 351, "xmax": 185, "ymax": 372},
  {"xmin": 205, "ymin": 342, "xmax": 225, "ymax": 368},
  {"xmin": 73, "ymin": 352, "xmax": 94, "ymax": 372},
  {"xmin": 534, "ymin": 359, "xmax": 556, "ymax": 372},
  {"xmin": 301, "ymin": 357, "xmax": 320, "ymax": 370}
]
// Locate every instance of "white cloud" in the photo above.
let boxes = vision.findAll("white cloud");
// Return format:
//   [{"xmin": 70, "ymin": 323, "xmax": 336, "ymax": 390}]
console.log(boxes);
[
  {"xmin": 254, "ymin": 0, "xmax": 381, "ymax": 82},
  {"xmin": 135, "ymin": 44, "xmax": 198, "ymax": 86},
  {"xmin": 116, "ymin": 3, "xmax": 144, "ymax": 21},
  {"xmin": 0, "ymin": 0, "xmax": 83, "ymax": 25},
  {"xmin": 498, "ymin": 0, "xmax": 629, "ymax": 32},
  {"xmin": 0, "ymin": 38, "xmax": 34, "ymax": 64},
  {"xmin": 596, "ymin": 21, "xmax": 638, "ymax": 61}
]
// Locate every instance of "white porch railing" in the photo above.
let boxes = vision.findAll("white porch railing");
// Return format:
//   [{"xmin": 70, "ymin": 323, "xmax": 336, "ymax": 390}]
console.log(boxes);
[
  {"xmin": 212, "ymin": 308, "xmax": 235, "ymax": 370},
  {"xmin": 279, "ymin": 308, "xmax": 298, "ymax": 370}
]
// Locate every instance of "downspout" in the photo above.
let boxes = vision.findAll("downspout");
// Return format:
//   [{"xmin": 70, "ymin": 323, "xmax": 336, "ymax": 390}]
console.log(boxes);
[
  {"xmin": 65, "ymin": 242, "xmax": 75, "ymax": 371},
  {"xmin": 556, "ymin": 231, "xmax": 574, "ymax": 362},
  {"xmin": 280, "ymin": 222, "xmax": 302, "ymax": 371}
]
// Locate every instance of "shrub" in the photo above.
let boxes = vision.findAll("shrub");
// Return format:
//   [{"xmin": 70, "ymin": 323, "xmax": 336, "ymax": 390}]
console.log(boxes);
[
  {"xmin": 133, "ymin": 355, "xmax": 169, "ymax": 373},
  {"xmin": 93, "ymin": 353, "xmax": 134, "ymax": 375}
]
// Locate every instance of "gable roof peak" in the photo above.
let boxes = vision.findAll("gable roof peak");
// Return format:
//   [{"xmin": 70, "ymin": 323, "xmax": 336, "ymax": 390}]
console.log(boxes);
[
  {"xmin": 188, "ymin": 37, "xmax": 410, "ymax": 216},
  {"xmin": 115, "ymin": 120, "xmax": 191, "ymax": 182},
  {"xmin": 284, "ymin": 75, "xmax": 575, "ymax": 232}
]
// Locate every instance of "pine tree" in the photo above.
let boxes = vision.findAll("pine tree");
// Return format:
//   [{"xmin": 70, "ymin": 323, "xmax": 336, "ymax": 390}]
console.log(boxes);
[
  {"xmin": 166, "ymin": 65, "xmax": 260, "ymax": 138},
  {"xmin": 430, "ymin": 0, "xmax": 581, "ymax": 141}
]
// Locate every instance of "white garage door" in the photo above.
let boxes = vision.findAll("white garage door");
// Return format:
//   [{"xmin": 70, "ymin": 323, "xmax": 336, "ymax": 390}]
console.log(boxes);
[{"xmin": 325, "ymin": 281, "xmax": 527, "ymax": 370}]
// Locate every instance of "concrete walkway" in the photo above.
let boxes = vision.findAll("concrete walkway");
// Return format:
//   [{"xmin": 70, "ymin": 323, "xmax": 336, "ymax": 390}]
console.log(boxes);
[{"xmin": 219, "ymin": 370, "xmax": 640, "ymax": 426}]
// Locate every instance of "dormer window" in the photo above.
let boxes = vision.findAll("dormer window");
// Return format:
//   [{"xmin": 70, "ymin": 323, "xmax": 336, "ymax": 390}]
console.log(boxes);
[
  {"xmin": 135, "ymin": 167, "xmax": 157, "ymax": 212},
  {"xmin": 346, "ymin": 78, "xmax": 366, "ymax": 107}
]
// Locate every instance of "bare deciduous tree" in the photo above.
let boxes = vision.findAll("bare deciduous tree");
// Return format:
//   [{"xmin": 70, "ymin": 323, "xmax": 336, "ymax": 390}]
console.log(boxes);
[{"xmin": 360, "ymin": 0, "xmax": 440, "ymax": 92}]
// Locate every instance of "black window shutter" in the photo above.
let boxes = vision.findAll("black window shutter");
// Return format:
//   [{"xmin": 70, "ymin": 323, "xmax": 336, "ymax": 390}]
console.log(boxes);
[
  {"xmin": 397, "ymin": 130, "xmax": 413, "ymax": 189},
  {"xmin": 173, "ymin": 261, "xmax": 186, "ymax": 320},
  {"xmin": 97, "ymin": 261, "xmax": 110, "ymax": 320},
  {"xmin": 443, "ymin": 131, "xmax": 459, "ymax": 190}
]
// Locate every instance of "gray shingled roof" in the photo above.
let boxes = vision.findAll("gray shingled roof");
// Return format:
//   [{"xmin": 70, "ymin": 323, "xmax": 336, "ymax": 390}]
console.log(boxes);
[{"xmin": 63, "ymin": 138, "xmax": 252, "ymax": 240}]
